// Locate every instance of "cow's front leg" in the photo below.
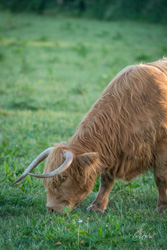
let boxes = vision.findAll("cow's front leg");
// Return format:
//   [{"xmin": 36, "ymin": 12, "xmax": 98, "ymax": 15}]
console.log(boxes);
[
  {"xmin": 87, "ymin": 172, "xmax": 114, "ymax": 213},
  {"xmin": 154, "ymin": 165, "xmax": 167, "ymax": 213}
]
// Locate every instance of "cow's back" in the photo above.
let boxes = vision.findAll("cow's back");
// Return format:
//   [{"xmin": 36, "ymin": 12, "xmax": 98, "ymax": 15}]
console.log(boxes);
[{"xmin": 147, "ymin": 58, "xmax": 167, "ymax": 77}]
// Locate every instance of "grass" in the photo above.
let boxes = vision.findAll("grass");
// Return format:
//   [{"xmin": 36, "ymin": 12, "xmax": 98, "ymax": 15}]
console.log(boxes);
[{"xmin": 0, "ymin": 11, "xmax": 167, "ymax": 250}]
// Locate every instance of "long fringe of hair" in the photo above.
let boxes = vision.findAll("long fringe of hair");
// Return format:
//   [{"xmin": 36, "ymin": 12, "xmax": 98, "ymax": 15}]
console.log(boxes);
[{"xmin": 43, "ymin": 144, "xmax": 102, "ymax": 191}]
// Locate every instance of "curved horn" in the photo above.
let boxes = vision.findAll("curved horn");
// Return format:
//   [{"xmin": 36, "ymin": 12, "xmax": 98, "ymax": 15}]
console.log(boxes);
[
  {"xmin": 12, "ymin": 147, "xmax": 54, "ymax": 185},
  {"xmin": 28, "ymin": 151, "xmax": 73, "ymax": 178}
]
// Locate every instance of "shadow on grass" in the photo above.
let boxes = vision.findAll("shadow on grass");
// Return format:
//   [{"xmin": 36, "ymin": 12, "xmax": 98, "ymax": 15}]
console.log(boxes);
[
  {"xmin": 108, "ymin": 190, "xmax": 157, "ymax": 215},
  {"xmin": 0, "ymin": 193, "xmax": 45, "ymax": 217}
]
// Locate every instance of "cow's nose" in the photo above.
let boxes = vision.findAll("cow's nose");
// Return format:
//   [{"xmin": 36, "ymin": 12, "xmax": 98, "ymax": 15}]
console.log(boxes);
[{"xmin": 47, "ymin": 207, "xmax": 54, "ymax": 213}]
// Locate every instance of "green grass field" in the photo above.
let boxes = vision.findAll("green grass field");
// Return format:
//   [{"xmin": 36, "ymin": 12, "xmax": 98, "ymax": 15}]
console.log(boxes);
[{"xmin": 1, "ymin": 11, "xmax": 167, "ymax": 250}]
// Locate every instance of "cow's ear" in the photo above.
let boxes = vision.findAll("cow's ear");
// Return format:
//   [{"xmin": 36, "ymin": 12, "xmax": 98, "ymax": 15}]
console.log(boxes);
[{"xmin": 74, "ymin": 152, "xmax": 101, "ymax": 176}]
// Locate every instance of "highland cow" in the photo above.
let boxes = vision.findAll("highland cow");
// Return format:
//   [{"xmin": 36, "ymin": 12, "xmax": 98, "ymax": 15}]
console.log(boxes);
[{"xmin": 14, "ymin": 59, "xmax": 167, "ymax": 213}]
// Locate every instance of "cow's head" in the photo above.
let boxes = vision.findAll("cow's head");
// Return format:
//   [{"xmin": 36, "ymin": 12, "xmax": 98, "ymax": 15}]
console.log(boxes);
[{"xmin": 13, "ymin": 145, "xmax": 101, "ymax": 213}]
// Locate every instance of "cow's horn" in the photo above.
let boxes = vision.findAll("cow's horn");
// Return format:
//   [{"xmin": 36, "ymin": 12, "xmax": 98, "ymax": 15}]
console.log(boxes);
[
  {"xmin": 28, "ymin": 151, "xmax": 73, "ymax": 178},
  {"xmin": 12, "ymin": 147, "xmax": 54, "ymax": 185}
]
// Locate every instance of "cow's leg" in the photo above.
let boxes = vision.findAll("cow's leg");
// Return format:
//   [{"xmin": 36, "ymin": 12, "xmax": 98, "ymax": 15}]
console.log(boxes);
[
  {"xmin": 87, "ymin": 172, "xmax": 114, "ymax": 213},
  {"xmin": 154, "ymin": 155, "xmax": 167, "ymax": 213}
]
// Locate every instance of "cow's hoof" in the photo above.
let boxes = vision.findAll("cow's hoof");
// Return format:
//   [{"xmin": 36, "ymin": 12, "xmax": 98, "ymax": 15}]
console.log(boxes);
[
  {"xmin": 87, "ymin": 204, "xmax": 105, "ymax": 213},
  {"xmin": 157, "ymin": 204, "xmax": 167, "ymax": 213}
]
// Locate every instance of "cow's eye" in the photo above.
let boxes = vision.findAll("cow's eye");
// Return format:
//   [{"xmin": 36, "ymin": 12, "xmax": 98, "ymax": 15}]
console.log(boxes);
[
  {"xmin": 61, "ymin": 176, "xmax": 67, "ymax": 182},
  {"xmin": 53, "ymin": 182, "xmax": 57, "ymax": 188}
]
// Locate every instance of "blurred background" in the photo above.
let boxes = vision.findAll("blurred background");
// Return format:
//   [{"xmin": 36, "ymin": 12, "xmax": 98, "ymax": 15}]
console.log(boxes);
[{"xmin": 0, "ymin": 0, "xmax": 167, "ymax": 23}]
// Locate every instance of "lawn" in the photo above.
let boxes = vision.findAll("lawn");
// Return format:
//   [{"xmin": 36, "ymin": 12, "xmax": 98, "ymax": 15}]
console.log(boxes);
[{"xmin": 0, "ymin": 11, "xmax": 167, "ymax": 250}]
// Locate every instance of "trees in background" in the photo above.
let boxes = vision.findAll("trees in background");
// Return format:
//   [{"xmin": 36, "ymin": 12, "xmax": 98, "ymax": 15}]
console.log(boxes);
[{"xmin": 0, "ymin": 0, "xmax": 167, "ymax": 23}]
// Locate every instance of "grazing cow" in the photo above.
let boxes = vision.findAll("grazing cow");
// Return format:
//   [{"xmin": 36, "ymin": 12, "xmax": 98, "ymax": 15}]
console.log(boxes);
[{"xmin": 14, "ymin": 59, "xmax": 167, "ymax": 213}]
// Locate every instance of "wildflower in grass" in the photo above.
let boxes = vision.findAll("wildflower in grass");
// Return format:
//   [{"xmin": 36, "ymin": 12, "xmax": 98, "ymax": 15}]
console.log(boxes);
[{"xmin": 54, "ymin": 242, "xmax": 62, "ymax": 246}]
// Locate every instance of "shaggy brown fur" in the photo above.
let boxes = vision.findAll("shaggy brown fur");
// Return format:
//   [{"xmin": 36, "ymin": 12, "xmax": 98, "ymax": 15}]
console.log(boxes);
[{"xmin": 44, "ymin": 58, "xmax": 167, "ymax": 213}]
